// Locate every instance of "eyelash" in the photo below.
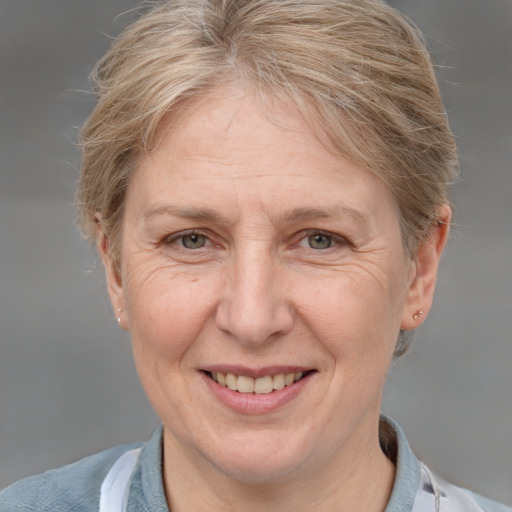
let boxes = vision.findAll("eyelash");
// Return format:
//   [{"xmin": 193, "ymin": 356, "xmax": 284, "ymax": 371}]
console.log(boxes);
[
  {"xmin": 163, "ymin": 229, "xmax": 349, "ymax": 253},
  {"xmin": 163, "ymin": 230, "xmax": 211, "ymax": 250},
  {"xmin": 297, "ymin": 230, "xmax": 348, "ymax": 251}
]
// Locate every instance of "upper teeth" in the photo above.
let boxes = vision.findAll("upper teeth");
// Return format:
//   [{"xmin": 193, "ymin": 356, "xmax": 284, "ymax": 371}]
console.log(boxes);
[{"xmin": 211, "ymin": 372, "xmax": 304, "ymax": 394}]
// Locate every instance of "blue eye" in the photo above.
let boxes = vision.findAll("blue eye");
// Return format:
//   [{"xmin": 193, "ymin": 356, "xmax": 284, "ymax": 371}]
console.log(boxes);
[
  {"xmin": 307, "ymin": 234, "xmax": 333, "ymax": 249},
  {"xmin": 180, "ymin": 234, "xmax": 207, "ymax": 249}
]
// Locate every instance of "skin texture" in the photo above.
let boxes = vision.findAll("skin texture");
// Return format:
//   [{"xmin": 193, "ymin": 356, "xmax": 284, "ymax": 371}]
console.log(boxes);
[{"xmin": 100, "ymin": 87, "xmax": 450, "ymax": 512}]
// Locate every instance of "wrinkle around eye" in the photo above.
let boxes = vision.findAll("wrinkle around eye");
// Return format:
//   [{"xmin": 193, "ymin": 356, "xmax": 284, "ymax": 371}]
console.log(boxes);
[
  {"xmin": 287, "ymin": 241, "xmax": 396, "ymax": 280},
  {"xmin": 341, "ymin": 247, "xmax": 406, "ymax": 292}
]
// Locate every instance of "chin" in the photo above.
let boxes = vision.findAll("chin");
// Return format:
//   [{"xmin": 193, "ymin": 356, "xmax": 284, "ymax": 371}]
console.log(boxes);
[
  {"xmin": 211, "ymin": 452, "xmax": 307, "ymax": 485},
  {"xmin": 199, "ymin": 429, "xmax": 314, "ymax": 484}
]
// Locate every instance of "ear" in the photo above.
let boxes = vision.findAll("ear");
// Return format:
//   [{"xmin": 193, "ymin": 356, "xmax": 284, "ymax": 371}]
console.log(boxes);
[
  {"xmin": 97, "ymin": 228, "xmax": 128, "ymax": 330},
  {"xmin": 401, "ymin": 204, "xmax": 451, "ymax": 330}
]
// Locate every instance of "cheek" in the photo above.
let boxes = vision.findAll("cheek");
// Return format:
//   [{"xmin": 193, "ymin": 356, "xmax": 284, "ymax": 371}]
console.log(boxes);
[
  {"xmin": 122, "ymin": 264, "xmax": 221, "ymax": 425},
  {"xmin": 122, "ymin": 259, "xmax": 220, "ymax": 359},
  {"xmin": 294, "ymin": 266, "xmax": 406, "ymax": 362}
]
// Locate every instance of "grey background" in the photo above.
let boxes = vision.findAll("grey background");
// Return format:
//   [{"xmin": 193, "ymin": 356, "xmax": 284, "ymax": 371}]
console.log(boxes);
[{"xmin": 1, "ymin": 0, "xmax": 511, "ymax": 504}]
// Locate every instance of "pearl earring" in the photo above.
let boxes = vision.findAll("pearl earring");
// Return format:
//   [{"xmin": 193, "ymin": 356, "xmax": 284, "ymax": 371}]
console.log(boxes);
[{"xmin": 413, "ymin": 310, "xmax": 424, "ymax": 321}]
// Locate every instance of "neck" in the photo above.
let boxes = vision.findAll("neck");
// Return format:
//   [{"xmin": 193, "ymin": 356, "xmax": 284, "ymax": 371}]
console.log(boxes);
[{"xmin": 162, "ymin": 420, "xmax": 395, "ymax": 512}]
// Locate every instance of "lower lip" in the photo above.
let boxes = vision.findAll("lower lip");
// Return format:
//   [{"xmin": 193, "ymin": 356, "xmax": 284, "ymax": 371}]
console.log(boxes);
[{"xmin": 201, "ymin": 372, "xmax": 313, "ymax": 414}]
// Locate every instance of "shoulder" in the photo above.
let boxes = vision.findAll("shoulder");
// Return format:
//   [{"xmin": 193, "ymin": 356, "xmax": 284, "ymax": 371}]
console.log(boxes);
[
  {"xmin": 380, "ymin": 416, "xmax": 511, "ymax": 512},
  {"xmin": 0, "ymin": 442, "xmax": 142, "ymax": 512},
  {"xmin": 437, "ymin": 475, "xmax": 512, "ymax": 512},
  {"xmin": 418, "ymin": 458, "xmax": 511, "ymax": 512},
  {"xmin": 467, "ymin": 491, "xmax": 512, "ymax": 512}
]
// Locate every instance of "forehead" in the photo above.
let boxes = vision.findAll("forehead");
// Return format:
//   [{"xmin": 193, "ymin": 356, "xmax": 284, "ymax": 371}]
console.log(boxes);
[
  {"xmin": 129, "ymin": 87, "xmax": 399, "ymax": 226},
  {"xmin": 152, "ymin": 87, "xmax": 324, "ymax": 166}
]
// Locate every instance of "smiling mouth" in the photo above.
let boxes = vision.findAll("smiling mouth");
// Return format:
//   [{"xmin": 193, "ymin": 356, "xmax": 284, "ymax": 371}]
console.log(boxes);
[{"xmin": 204, "ymin": 371, "xmax": 312, "ymax": 394}]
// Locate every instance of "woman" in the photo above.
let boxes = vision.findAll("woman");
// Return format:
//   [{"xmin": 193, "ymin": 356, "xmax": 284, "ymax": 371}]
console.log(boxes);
[{"xmin": 1, "ymin": 1, "xmax": 509, "ymax": 511}]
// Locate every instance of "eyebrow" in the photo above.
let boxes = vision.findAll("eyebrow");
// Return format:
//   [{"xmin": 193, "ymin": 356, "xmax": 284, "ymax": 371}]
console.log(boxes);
[
  {"xmin": 279, "ymin": 205, "xmax": 369, "ymax": 225},
  {"xmin": 143, "ymin": 205, "xmax": 233, "ymax": 224},
  {"xmin": 142, "ymin": 203, "xmax": 369, "ymax": 226}
]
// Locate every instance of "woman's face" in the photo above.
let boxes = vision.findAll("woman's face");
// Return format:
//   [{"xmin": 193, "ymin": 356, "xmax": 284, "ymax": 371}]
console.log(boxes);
[{"xmin": 105, "ymin": 88, "xmax": 429, "ymax": 483}]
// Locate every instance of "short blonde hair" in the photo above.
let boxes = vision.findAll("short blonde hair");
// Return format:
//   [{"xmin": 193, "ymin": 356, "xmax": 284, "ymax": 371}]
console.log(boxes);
[{"xmin": 77, "ymin": 0, "xmax": 457, "ymax": 270}]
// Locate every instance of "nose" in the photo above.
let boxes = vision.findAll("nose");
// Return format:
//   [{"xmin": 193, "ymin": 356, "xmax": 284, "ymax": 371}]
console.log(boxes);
[{"xmin": 215, "ymin": 247, "xmax": 294, "ymax": 346}]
